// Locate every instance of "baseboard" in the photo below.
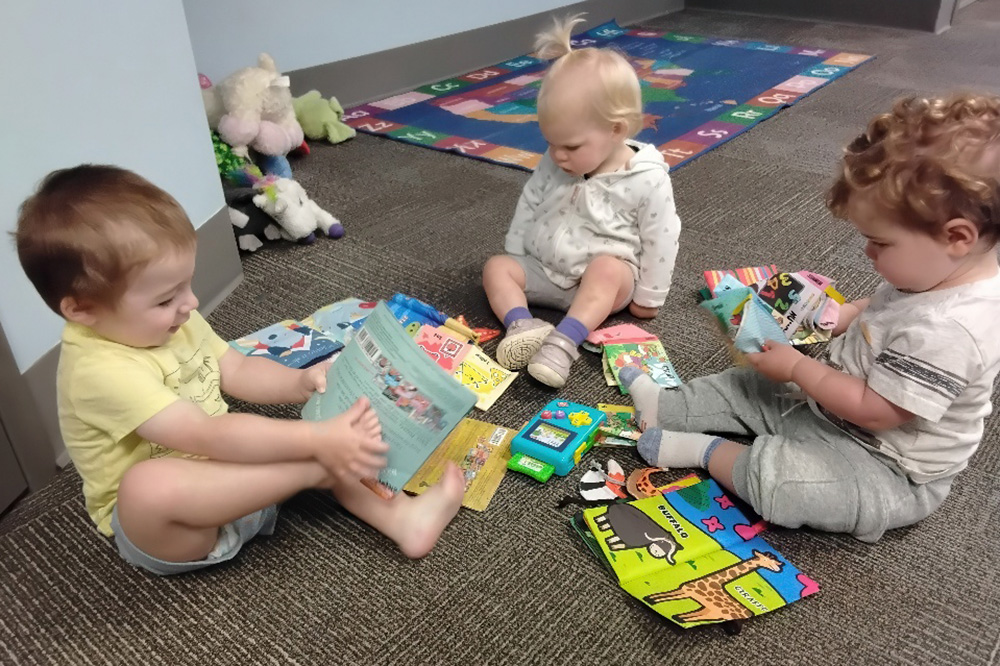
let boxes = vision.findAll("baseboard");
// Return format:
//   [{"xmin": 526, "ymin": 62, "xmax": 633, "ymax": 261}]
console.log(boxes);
[
  {"xmin": 290, "ymin": 0, "xmax": 684, "ymax": 108},
  {"xmin": 12, "ymin": 206, "xmax": 242, "ymax": 491},
  {"xmin": 686, "ymin": 0, "xmax": 955, "ymax": 32},
  {"xmin": 193, "ymin": 206, "xmax": 244, "ymax": 313}
]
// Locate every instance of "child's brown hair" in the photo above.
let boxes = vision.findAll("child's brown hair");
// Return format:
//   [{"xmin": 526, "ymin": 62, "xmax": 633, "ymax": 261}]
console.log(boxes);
[
  {"xmin": 15, "ymin": 165, "xmax": 196, "ymax": 316},
  {"xmin": 828, "ymin": 92, "xmax": 1000, "ymax": 242}
]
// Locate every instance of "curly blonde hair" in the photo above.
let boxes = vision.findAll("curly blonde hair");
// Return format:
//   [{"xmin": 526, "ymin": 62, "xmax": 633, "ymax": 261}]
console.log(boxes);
[
  {"xmin": 535, "ymin": 14, "xmax": 643, "ymax": 137},
  {"xmin": 828, "ymin": 92, "xmax": 1000, "ymax": 242}
]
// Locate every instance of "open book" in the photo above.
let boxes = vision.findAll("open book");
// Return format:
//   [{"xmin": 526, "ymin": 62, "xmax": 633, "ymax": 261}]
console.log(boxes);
[
  {"xmin": 576, "ymin": 478, "xmax": 817, "ymax": 628},
  {"xmin": 301, "ymin": 301, "xmax": 477, "ymax": 494}
]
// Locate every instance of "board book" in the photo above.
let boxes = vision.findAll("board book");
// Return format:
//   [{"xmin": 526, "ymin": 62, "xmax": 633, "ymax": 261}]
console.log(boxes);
[
  {"xmin": 403, "ymin": 417, "xmax": 513, "ymax": 511},
  {"xmin": 577, "ymin": 478, "xmax": 818, "ymax": 628}
]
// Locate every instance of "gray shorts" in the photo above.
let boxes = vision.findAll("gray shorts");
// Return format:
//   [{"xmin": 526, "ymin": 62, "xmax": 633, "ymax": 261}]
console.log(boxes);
[
  {"xmin": 110, "ymin": 503, "xmax": 278, "ymax": 576},
  {"xmin": 656, "ymin": 367, "xmax": 954, "ymax": 542},
  {"xmin": 511, "ymin": 254, "xmax": 635, "ymax": 312}
]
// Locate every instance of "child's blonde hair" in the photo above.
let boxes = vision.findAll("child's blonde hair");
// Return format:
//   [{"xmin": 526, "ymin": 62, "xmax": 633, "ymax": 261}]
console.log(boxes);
[
  {"xmin": 828, "ymin": 92, "xmax": 1000, "ymax": 243},
  {"xmin": 535, "ymin": 14, "xmax": 643, "ymax": 137},
  {"xmin": 15, "ymin": 165, "xmax": 197, "ymax": 315}
]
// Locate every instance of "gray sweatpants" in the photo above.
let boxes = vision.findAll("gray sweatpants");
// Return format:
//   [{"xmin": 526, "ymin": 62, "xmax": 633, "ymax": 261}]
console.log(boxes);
[{"xmin": 656, "ymin": 367, "xmax": 954, "ymax": 542}]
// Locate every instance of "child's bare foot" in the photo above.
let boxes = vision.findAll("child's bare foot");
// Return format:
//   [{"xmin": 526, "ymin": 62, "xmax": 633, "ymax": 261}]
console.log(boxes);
[
  {"xmin": 311, "ymin": 398, "xmax": 389, "ymax": 482},
  {"xmin": 391, "ymin": 463, "xmax": 464, "ymax": 559}
]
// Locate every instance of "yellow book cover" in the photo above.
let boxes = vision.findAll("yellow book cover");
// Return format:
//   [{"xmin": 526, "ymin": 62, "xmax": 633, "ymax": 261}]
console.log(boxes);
[
  {"xmin": 403, "ymin": 418, "xmax": 513, "ymax": 511},
  {"xmin": 453, "ymin": 347, "xmax": 518, "ymax": 411}
]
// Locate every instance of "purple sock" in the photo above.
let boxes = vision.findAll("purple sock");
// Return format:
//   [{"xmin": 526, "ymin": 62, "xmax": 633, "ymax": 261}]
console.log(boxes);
[
  {"xmin": 555, "ymin": 316, "xmax": 589, "ymax": 346},
  {"xmin": 503, "ymin": 306, "xmax": 532, "ymax": 328}
]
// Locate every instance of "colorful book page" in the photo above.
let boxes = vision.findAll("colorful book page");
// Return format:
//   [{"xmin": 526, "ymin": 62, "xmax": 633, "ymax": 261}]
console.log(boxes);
[
  {"xmin": 597, "ymin": 404, "xmax": 641, "ymax": 443},
  {"xmin": 453, "ymin": 346, "xmax": 518, "ymax": 411},
  {"xmin": 403, "ymin": 418, "xmax": 513, "ymax": 511},
  {"xmin": 229, "ymin": 320, "xmax": 343, "ymax": 368},
  {"xmin": 582, "ymin": 479, "xmax": 817, "ymax": 628},
  {"xmin": 704, "ymin": 265, "xmax": 779, "ymax": 292},
  {"xmin": 583, "ymin": 323, "xmax": 658, "ymax": 353},
  {"xmin": 604, "ymin": 340, "xmax": 682, "ymax": 394},
  {"xmin": 300, "ymin": 298, "xmax": 377, "ymax": 346},
  {"xmin": 414, "ymin": 325, "xmax": 473, "ymax": 373}
]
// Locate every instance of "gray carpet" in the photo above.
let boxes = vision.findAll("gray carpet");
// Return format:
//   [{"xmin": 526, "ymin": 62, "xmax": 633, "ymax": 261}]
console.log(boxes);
[{"xmin": 4, "ymin": 4, "xmax": 1000, "ymax": 664}]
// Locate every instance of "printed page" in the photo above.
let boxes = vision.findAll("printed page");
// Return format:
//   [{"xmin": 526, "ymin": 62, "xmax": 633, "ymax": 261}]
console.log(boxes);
[
  {"xmin": 302, "ymin": 302, "xmax": 477, "ymax": 491},
  {"xmin": 403, "ymin": 418, "xmax": 513, "ymax": 511},
  {"xmin": 453, "ymin": 347, "xmax": 518, "ymax": 411}
]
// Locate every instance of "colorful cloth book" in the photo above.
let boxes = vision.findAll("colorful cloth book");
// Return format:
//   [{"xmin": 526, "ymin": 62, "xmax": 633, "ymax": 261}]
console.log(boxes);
[
  {"xmin": 704, "ymin": 264, "xmax": 779, "ymax": 292},
  {"xmin": 576, "ymin": 478, "xmax": 818, "ymax": 628}
]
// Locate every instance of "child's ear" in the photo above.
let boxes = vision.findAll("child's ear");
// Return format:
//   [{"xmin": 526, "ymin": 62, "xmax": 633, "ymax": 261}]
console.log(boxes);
[
  {"xmin": 611, "ymin": 120, "xmax": 628, "ymax": 139},
  {"xmin": 60, "ymin": 296, "xmax": 98, "ymax": 326},
  {"xmin": 942, "ymin": 217, "xmax": 980, "ymax": 256}
]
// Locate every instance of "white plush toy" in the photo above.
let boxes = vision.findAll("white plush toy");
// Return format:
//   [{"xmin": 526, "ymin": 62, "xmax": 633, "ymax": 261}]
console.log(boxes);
[
  {"xmin": 252, "ymin": 178, "xmax": 344, "ymax": 243},
  {"xmin": 203, "ymin": 53, "xmax": 304, "ymax": 159}
]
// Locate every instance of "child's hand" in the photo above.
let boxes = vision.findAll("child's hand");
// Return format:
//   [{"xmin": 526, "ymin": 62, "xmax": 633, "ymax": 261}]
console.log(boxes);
[
  {"xmin": 296, "ymin": 360, "xmax": 334, "ymax": 402},
  {"xmin": 629, "ymin": 302, "xmax": 659, "ymax": 319},
  {"xmin": 309, "ymin": 397, "xmax": 389, "ymax": 482},
  {"xmin": 745, "ymin": 340, "xmax": 805, "ymax": 383}
]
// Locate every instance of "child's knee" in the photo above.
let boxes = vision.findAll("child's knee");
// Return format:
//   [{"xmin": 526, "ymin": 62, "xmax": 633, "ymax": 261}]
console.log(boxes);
[
  {"xmin": 117, "ymin": 459, "xmax": 182, "ymax": 517},
  {"xmin": 483, "ymin": 255, "xmax": 524, "ymax": 286}
]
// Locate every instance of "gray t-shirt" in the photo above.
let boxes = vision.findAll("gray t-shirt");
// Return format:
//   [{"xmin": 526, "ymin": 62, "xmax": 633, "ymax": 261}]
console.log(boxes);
[{"xmin": 812, "ymin": 272, "xmax": 1000, "ymax": 483}]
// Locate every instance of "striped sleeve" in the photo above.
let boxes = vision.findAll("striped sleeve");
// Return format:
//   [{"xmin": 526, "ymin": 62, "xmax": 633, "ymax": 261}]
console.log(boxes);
[{"xmin": 866, "ymin": 319, "xmax": 981, "ymax": 422}]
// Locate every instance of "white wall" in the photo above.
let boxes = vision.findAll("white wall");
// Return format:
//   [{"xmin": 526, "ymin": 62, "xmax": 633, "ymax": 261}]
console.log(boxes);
[
  {"xmin": 183, "ymin": 0, "xmax": 579, "ymax": 81},
  {"xmin": 1, "ymin": 1, "xmax": 224, "ymax": 372}
]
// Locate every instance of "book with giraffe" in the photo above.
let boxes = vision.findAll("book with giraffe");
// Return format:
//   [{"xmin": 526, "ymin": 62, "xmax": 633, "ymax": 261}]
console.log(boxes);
[{"xmin": 579, "ymin": 479, "xmax": 818, "ymax": 628}]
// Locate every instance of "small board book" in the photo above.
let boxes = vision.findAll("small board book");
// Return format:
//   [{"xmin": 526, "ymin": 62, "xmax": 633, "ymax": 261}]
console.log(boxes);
[
  {"xmin": 604, "ymin": 340, "xmax": 682, "ymax": 394},
  {"xmin": 302, "ymin": 302, "xmax": 477, "ymax": 495},
  {"xmin": 453, "ymin": 346, "xmax": 518, "ymax": 411},
  {"xmin": 595, "ymin": 404, "xmax": 640, "ymax": 447},
  {"xmin": 582, "ymin": 323, "xmax": 658, "ymax": 353},
  {"xmin": 578, "ymin": 478, "xmax": 818, "ymax": 628},
  {"xmin": 229, "ymin": 298, "xmax": 376, "ymax": 368},
  {"xmin": 403, "ymin": 417, "xmax": 514, "ymax": 511},
  {"xmin": 414, "ymin": 324, "xmax": 473, "ymax": 374}
]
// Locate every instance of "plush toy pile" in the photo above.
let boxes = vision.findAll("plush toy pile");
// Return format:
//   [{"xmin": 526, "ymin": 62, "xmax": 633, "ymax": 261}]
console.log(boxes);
[{"xmin": 200, "ymin": 53, "xmax": 352, "ymax": 251}]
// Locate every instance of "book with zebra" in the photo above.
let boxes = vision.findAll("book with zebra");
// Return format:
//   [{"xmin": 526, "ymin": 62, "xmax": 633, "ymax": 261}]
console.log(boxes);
[
  {"xmin": 576, "ymin": 478, "xmax": 818, "ymax": 628},
  {"xmin": 302, "ymin": 301, "xmax": 477, "ymax": 496}
]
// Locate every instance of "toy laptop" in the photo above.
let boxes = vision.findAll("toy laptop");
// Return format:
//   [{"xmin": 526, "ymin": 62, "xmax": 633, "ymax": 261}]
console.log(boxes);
[{"xmin": 508, "ymin": 400, "xmax": 606, "ymax": 481}]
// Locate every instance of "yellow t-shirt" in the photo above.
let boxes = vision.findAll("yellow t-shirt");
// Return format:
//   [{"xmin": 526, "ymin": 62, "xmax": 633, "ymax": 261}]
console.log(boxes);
[{"xmin": 57, "ymin": 310, "xmax": 232, "ymax": 536}]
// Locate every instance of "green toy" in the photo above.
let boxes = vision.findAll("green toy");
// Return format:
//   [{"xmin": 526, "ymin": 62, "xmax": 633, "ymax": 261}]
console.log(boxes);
[
  {"xmin": 292, "ymin": 90, "xmax": 357, "ymax": 144},
  {"xmin": 507, "ymin": 452, "xmax": 555, "ymax": 483},
  {"xmin": 212, "ymin": 132, "xmax": 247, "ymax": 180}
]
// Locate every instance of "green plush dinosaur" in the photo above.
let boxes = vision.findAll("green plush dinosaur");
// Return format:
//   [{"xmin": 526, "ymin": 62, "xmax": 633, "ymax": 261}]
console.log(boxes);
[{"xmin": 292, "ymin": 90, "xmax": 357, "ymax": 144}]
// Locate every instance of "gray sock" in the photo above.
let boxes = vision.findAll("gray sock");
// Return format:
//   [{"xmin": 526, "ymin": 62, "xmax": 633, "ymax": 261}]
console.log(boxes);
[
  {"xmin": 618, "ymin": 366, "xmax": 661, "ymax": 431},
  {"xmin": 636, "ymin": 428, "xmax": 723, "ymax": 469}
]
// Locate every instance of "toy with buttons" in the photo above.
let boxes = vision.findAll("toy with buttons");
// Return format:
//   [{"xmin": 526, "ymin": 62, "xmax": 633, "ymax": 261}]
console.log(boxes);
[{"xmin": 508, "ymin": 400, "xmax": 607, "ymax": 481}]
